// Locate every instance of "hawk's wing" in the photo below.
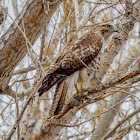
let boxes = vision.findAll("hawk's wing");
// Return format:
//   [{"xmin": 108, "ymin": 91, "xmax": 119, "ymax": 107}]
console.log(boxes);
[
  {"xmin": 38, "ymin": 30, "xmax": 103, "ymax": 96},
  {"xmin": 38, "ymin": 29, "xmax": 103, "ymax": 115},
  {"xmin": 56, "ymin": 30, "xmax": 103, "ymax": 75}
]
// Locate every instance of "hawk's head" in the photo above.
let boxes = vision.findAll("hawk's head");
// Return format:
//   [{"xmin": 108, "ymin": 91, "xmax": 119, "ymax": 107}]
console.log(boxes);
[{"xmin": 97, "ymin": 24, "xmax": 118, "ymax": 39}]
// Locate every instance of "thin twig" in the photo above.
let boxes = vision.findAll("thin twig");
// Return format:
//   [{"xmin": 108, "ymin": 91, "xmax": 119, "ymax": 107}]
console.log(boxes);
[
  {"xmin": 102, "ymin": 108, "xmax": 140, "ymax": 140},
  {"xmin": 6, "ymin": 80, "xmax": 42, "ymax": 140}
]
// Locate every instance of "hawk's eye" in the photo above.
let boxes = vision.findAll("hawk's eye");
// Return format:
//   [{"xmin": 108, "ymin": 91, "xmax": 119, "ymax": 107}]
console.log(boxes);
[{"xmin": 106, "ymin": 24, "xmax": 111, "ymax": 28}]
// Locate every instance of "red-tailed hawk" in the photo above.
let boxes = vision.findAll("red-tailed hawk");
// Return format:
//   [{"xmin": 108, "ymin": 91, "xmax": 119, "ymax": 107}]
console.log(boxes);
[{"xmin": 38, "ymin": 24, "xmax": 118, "ymax": 115}]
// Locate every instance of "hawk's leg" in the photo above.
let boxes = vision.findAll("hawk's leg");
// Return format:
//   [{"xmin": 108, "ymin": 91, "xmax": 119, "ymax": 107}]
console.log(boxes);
[
  {"xmin": 74, "ymin": 84, "xmax": 79, "ymax": 93},
  {"xmin": 79, "ymin": 72, "xmax": 83, "ymax": 91}
]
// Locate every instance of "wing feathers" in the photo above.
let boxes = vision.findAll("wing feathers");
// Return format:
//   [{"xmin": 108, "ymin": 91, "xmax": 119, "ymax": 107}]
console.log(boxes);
[
  {"xmin": 38, "ymin": 29, "xmax": 104, "ymax": 116},
  {"xmin": 38, "ymin": 73, "xmax": 65, "ymax": 96}
]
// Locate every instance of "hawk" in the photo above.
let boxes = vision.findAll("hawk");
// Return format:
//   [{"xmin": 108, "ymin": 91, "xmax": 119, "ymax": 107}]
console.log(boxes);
[{"xmin": 38, "ymin": 24, "xmax": 118, "ymax": 115}]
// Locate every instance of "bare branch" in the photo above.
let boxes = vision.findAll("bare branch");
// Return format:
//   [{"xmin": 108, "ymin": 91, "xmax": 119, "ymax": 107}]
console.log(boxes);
[
  {"xmin": 91, "ymin": 1, "xmax": 140, "ymax": 139},
  {"xmin": 0, "ymin": 0, "xmax": 61, "ymax": 92},
  {"xmin": 6, "ymin": 79, "xmax": 41, "ymax": 140},
  {"xmin": 0, "ymin": 86, "xmax": 32, "ymax": 98},
  {"xmin": 102, "ymin": 108, "xmax": 140, "ymax": 140}
]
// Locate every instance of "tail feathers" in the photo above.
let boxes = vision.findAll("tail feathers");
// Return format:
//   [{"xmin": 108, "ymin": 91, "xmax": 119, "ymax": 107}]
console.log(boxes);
[
  {"xmin": 38, "ymin": 73, "xmax": 65, "ymax": 96},
  {"xmin": 49, "ymin": 80, "xmax": 68, "ymax": 116},
  {"xmin": 53, "ymin": 81, "xmax": 68, "ymax": 115},
  {"xmin": 49, "ymin": 81, "xmax": 64, "ymax": 116}
]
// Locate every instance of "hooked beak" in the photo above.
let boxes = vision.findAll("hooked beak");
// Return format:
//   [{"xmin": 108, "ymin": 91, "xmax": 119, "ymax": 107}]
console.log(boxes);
[{"xmin": 113, "ymin": 27, "xmax": 119, "ymax": 32}]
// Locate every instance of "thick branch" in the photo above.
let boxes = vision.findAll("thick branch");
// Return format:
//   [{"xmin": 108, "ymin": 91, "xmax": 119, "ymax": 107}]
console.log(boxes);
[{"xmin": 0, "ymin": 0, "xmax": 61, "ymax": 92}]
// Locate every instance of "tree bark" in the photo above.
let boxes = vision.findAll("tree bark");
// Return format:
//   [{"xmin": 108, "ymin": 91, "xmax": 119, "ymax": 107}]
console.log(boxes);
[{"xmin": 0, "ymin": 0, "xmax": 61, "ymax": 92}]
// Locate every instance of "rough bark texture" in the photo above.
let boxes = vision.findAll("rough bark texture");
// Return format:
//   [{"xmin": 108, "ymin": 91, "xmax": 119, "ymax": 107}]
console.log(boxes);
[{"xmin": 0, "ymin": 0, "xmax": 61, "ymax": 92}]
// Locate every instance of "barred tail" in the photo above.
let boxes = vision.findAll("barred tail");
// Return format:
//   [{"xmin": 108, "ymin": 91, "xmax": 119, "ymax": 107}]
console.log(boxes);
[
  {"xmin": 49, "ymin": 81, "xmax": 64, "ymax": 116},
  {"xmin": 38, "ymin": 73, "xmax": 65, "ymax": 96},
  {"xmin": 54, "ymin": 81, "xmax": 68, "ymax": 115}
]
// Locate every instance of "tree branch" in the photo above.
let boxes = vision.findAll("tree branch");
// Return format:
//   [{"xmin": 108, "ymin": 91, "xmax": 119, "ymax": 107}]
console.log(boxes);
[
  {"xmin": 102, "ymin": 108, "xmax": 140, "ymax": 140},
  {"xmin": 0, "ymin": 0, "xmax": 61, "ymax": 92},
  {"xmin": 91, "ymin": 1, "xmax": 140, "ymax": 139}
]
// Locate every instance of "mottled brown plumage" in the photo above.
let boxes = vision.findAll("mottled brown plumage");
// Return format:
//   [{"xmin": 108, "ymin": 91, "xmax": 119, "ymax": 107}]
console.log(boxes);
[{"xmin": 38, "ymin": 24, "xmax": 118, "ymax": 115}]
